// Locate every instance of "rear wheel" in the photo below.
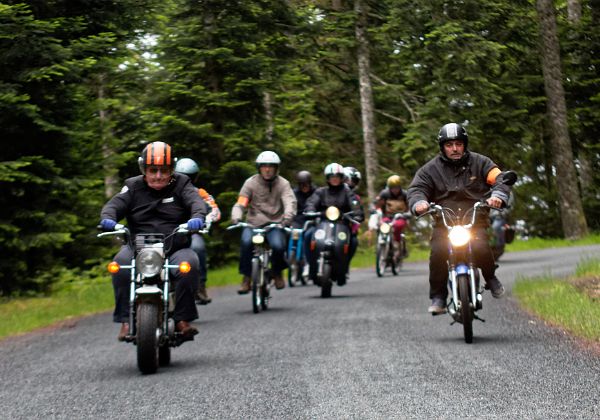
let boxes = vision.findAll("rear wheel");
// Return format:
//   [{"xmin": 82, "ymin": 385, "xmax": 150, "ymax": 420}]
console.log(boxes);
[
  {"xmin": 321, "ymin": 263, "xmax": 332, "ymax": 298},
  {"xmin": 251, "ymin": 258, "xmax": 262, "ymax": 314},
  {"xmin": 458, "ymin": 274, "xmax": 473, "ymax": 344},
  {"xmin": 136, "ymin": 302, "xmax": 160, "ymax": 374}
]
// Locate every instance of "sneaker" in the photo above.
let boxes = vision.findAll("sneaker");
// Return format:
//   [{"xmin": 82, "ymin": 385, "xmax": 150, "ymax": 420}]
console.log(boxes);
[
  {"xmin": 301, "ymin": 263, "xmax": 309, "ymax": 279},
  {"xmin": 486, "ymin": 277, "xmax": 505, "ymax": 298},
  {"xmin": 273, "ymin": 273, "xmax": 285, "ymax": 290},
  {"xmin": 428, "ymin": 298, "xmax": 447, "ymax": 315},
  {"xmin": 237, "ymin": 276, "xmax": 251, "ymax": 295},
  {"xmin": 195, "ymin": 284, "xmax": 212, "ymax": 305}
]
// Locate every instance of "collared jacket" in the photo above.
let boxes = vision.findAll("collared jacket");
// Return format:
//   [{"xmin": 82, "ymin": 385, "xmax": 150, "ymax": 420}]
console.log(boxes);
[
  {"xmin": 407, "ymin": 151, "xmax": 510, "ymax": 227},
  {"xmin": 292, "ymin": 184, "xmax": 316, "ymax": 228},
  {"xmin": 231, "ymin": 174, "xmax": 297, "ymax": 227},
  {"xmin": 305, "ymin": 183, "xmax": 365, "ymax": 223},
  {"xmin": 100, "ymin": 174, "xmax": 209, "ymax": 251}
]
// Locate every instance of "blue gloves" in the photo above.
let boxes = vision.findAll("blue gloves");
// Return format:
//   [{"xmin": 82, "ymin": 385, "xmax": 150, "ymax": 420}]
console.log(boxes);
[
  {"xmin": 100, "ymin": 219, "xmax": 117, "ymax": 232},
  {"xmin": 187, "ymin": 218, "xmax": 204, "ymax": 231}
]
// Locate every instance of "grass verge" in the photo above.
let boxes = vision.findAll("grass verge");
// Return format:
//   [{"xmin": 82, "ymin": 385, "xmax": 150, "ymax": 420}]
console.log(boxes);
[
  {"xmin": 1, "ymin": 235, "xmax": 598, "ymax": 340},
  {"xmin": 513, "ymin": 257, "xmax": 600, "ymax": 342}
]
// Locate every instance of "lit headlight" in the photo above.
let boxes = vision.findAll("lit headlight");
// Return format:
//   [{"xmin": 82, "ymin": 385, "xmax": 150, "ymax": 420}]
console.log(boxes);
[
  {"xmin": 379, "ymin": 223, "xmax": 391, "ymax": 234},
  {"xmin": 252, "ymin": 234, "xmax": 265, "ymax": 245},
  {"xmin": 136, "ymin": 249, "xmax": 163, "ymax": 277},
  {"xmin": 325, "ymin": 206, "xmax": 340, "ymax": 221},
  {"xmin": 292, "ymin": 229, "xmax": 301, "ymax": 240},
  {"xmin": 449, "ymin": 226, "xmax": 470, "ymax": 247}
]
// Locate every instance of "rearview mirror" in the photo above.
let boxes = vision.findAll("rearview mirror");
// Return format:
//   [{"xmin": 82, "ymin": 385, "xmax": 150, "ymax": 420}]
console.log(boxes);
[{"xmin": 499, "ymin": 170, "xmax": 517, "ymax": 186}]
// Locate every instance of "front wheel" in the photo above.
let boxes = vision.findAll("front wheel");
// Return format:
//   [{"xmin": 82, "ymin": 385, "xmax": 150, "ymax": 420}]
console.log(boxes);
[
  {"xmin": 288, "ymin": 260, "xmax": 298, "ymax": 287},
  {"xmin": 375, "ymin": 243, "xmax": 388, "ymax": 277},
  {"xmin": 136, "ymin": 302, "xmax": 160, "ymax": 374},
  {"xmin": 251, "ymin": 258, "xmax": 262, "ymax": 314},
  {"xmin": 321, "ymin": 263, "xmax": 332, "ymax": 298},
  {"xmin": 458, "ymin": 274, "xmax": 473, "ymax": 344}
]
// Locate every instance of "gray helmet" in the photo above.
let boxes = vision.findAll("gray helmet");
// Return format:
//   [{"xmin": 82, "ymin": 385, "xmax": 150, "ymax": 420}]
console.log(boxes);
[
  {"xmin": 438, "ymin": 123, "xmax": 468, "ymax": 151},
  {"xmin": 296, "ymin": 170, "xmax": 312, "ymax": 185},
  {"xmin": 174, "ymin": 158, "xmax": 199, "ymax": 176}
]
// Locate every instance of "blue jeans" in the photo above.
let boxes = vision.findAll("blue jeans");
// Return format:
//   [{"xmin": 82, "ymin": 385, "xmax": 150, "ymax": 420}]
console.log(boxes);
[{"xmin": 239, "ymin": 227, "xmax": 288, "ymax": 276}]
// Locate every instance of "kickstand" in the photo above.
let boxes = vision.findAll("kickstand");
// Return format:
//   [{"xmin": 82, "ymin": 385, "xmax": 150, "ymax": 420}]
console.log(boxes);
[{"xmin": 474, "ymin": 314, "xmax": 486, "ymax": 322}]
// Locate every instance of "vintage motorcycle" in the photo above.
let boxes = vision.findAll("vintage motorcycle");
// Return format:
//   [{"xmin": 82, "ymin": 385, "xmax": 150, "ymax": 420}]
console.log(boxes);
[
  {"xmin": 489, "ymin": 209, "xmax": 516, "ymax": 260},
  {"xmin": 98, "ymin": 223, "xmax": 205, "ymax": 374},
  {"xmin": 375, "ymin": 212, "xmax": 411, "ymax": 277},
  {"xmin": 419, "ymin": 171, "xmax": 517, "ymax": 343},
  {"xmin": 227, "ymin": 222, "xmax": 283, "ymax": 313},
  {"xmin": 287, "ymin": 223, "xmax": 309, "ymax": 287},
  {"xmin": 305, "ymin": 207, "xmax": 359, "ymax": 298}
]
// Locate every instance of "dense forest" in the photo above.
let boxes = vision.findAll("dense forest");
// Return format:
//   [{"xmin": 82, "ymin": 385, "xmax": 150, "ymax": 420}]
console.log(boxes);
[{"xmin": 1, "ymin": 0, "xmax": 598, "ymax": 296}]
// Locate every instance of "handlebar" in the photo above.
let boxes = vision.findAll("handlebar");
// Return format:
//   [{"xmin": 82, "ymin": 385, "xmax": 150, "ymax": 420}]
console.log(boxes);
[
  {"xmin": 418, "ymin": 201, "xmax": 489, "ymax": 229},
  {"xmin": 226, "ymin": 222, "xmax": 285, "ymax": 233}
]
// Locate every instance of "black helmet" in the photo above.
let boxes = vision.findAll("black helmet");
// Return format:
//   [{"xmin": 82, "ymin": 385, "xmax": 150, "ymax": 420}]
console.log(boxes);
[
  {"xmin": 296, "ymin": 170, "xmax": 312, "ymax": 185},
  {"xmin": 438, "ymin": 123, "xmax": 468, "ymax": 151}
]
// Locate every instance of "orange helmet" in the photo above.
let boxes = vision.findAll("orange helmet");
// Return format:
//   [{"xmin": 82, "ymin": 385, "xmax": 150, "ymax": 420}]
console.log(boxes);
[{"xmin": 138, "ymin": 141, "xmax": 174, "ymax": 175}]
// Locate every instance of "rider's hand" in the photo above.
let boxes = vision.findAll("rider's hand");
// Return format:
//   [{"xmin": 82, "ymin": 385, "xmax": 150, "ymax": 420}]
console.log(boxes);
[
  {"xmin": 187, "ymin": 218, "xmax": 204, "ymax": 231},
  {"xmin": 414, "ymin": 201, "xmax": 430, "ymax": 215},
  {"xmin": 486, "ymin": 197, "xmax": 503, "ymax": 208},
  {"xmin": 100, "ymin": 219, "xmax": 117, "ymax": 232},
  {"xmin": 282, "ymin": 218, "xmax": 292, "ymax": 228}
]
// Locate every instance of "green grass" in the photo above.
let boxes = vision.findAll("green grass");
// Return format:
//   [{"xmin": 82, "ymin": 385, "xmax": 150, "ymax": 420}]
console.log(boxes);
[
  {"xmin": 506, "ymin": 233, "xmax": 600, "ymax": 252},
  {"xmin": 513, "ymin": 258, "xmax": 600, "ymax": 342},
  {"xmin": 1, "ymin": 235, "xmax": 599, "ymax": 340}
]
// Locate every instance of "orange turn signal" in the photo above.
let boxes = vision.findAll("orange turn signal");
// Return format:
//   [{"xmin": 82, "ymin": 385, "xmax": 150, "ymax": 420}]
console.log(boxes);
[
  {"xmin": 179, "ymin": 261, "xmax": 191, "ymax": 274},
  {"xmin": 107, "ymin": 261, "xmax": 120, "ymax": 274}
]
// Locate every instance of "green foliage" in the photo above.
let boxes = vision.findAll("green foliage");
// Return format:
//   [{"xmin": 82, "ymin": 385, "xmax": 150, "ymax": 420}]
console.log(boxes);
[{"xmin": 1, "ymin": 0, "xmax": 599, "ymax": 294}]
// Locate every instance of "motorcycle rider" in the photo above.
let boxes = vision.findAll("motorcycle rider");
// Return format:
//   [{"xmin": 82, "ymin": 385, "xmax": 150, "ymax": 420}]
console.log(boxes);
[
  {"xmin": 230, "ymin": 151, "xmax": 297, "ymax": 294},
  {"xmin": 304, "ymin": 163, "xmax": 365, "ymax": 285},
  {"xmin": 374, "ymin": 175, "xmax": 409, "ymax": 259},
  {"xmin": 407, "ymin": 123, "xmax": 511, "ymax": 314},
  {"xmin": 99, "ymin": 141, "xmax": 209, "ymax": 340},
  {"xmin": 343, "ymin": 166, "xmax": 364, "ymax": 262},
  {"xmin": 174, "ymin": 157, "xmax": 221, "ymax": 305},
  {"xmin": 292, "ymin": 171, "xmax": 317, "ymax": 278}
]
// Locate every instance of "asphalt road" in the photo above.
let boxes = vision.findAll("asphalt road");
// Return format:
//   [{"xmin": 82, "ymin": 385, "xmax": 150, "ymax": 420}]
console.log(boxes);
[{"xmin": 1, "ymin": 245, "xmax": 599, "ymax": 419}]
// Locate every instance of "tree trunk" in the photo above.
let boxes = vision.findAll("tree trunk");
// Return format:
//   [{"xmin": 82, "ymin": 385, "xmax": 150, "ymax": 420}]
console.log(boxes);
[
  {"xmin": 567, "ymin": 0, "xmax": 582, "ymax": 23},
  {"xmin": 263, "ymin": 90, "xmax": 275, "ymax": 144},
  {"xmin": 536, "ymin": 0, "xmax": 588, "ymax": 239},
  {"xmin": 355, "ymin": 0, "xmax": 378, "ymax": 204},
  {"xmin": 98, "ymin": 76, "xmax": 119, "ymax": 199}
]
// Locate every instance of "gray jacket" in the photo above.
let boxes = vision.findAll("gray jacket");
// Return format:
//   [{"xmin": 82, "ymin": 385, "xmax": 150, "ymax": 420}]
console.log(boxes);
[{"xmin": 231, "ymin": 174, "xmax": 297, "ymax": 227}]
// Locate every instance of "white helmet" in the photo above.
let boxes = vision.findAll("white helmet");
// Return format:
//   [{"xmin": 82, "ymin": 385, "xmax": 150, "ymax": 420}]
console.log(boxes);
[
  {"xmin": 255, "ymin": 151, "xmax": 281, "ymax": 166},
  {"xmin": 324, "ymin": 163, "xmax": 345, "ymax": 178},
  {"xmin": 174, "ymin": 158, "xmax": 199, "ymax": 177}
]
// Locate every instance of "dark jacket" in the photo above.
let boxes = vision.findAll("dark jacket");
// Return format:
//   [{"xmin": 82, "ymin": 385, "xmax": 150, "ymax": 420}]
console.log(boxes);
[
  {"xmin": 305, "ymin": 183, "xmax": 365, "ymax": 223},
  {"xmin": 292, "ymin": 185, "xmax": 316, "ymax": 228},
  {"xmin": 101, "ymin": 174, "xmax": 209, "ymax": 251},
  {"xmin": 407, "ymin": 151, "xmax": 510, "ymax": 226}
]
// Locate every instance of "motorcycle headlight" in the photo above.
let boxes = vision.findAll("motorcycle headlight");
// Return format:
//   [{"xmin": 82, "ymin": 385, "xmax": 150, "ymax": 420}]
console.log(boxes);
[
  {"xmin": 449, "ymin": 226, "xmax": 470, "ymax": 247},
  {"xmin": 292, "ymin": 229, "xmax": 301, "ymax": 240},
  {"xmin": 379, "ymin": 223, "xmax": 391, "ymax": 234},
  {"xmin": 325, "ymin": 206, "xmax": 340, "ymax": 221},
  {"xmin": 252, "ymin": 234, "xmax": 265, "ymax": 245},
  {"xmin": 136, "ymin": 249, "xmax": 163, "ymax": 277}
]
